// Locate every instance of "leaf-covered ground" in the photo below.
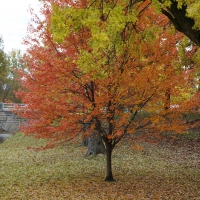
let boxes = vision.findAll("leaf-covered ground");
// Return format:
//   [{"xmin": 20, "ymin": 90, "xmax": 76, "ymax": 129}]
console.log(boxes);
[{"xmin": 0, "ymin": 133, "xmax": 199, "ymax": 199}]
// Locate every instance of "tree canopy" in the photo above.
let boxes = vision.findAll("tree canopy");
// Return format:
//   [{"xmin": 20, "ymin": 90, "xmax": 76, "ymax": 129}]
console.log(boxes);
[
  {"xmin": 15, "ymin": 0, "xmax": 200, "ymax": 181},
  {"xmin": 0, "ymin": 37, "xmax": 9, "ymax": 101}
]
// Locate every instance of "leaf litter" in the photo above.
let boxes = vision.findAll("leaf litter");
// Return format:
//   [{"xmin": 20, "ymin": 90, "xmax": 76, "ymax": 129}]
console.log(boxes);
[{"xmin": 0, "ymin": 133, "xmax": 199, "ymax": 199}]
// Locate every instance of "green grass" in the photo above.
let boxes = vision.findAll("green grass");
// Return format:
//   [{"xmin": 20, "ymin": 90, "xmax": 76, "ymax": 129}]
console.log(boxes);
[{"xmin": 0, "ymin": 133, "xmax": 200, "ymax": 199}]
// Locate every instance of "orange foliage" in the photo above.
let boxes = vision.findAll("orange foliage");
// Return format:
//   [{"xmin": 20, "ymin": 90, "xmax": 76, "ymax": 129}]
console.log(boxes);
[{"xmin": 15, "ymin": 0, "xmax": 197, "ymax": 149}]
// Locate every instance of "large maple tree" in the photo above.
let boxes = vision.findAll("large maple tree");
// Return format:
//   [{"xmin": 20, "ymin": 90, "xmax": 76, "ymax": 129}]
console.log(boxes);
[{"xmin": 16, "ymin": 0, "xmax": 198, "ymax": 181}]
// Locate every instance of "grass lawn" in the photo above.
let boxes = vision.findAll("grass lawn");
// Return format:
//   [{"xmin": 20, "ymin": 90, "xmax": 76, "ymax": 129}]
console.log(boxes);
[{"xmin": 0, "ymin": 133, "xmax": 200, "ymax": 199}]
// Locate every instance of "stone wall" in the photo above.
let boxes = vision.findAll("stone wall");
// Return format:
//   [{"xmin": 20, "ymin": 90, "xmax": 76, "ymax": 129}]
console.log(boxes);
[
  {"xmin": 0, "ymin": 111, "xmax": 23, "ymax": 133},
  {"xmin": 0, "ymin": 103, "xmax": 26, "ymax": 133}
]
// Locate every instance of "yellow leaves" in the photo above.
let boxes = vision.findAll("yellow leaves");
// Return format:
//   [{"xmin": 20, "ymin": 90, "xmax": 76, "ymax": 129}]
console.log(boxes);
[
  {"xmin": 187, "ymin": 1, "xmax": 200, "ymax": 30},
  {"xmin": 152, "ymin": 0, "xmax": 172, "ymax": 9},
  {"xmin": 90, "ymin": 31, "xmax": 110, "ymax": 52},
  {"xmin": 51, "ymin": 5, "xmax": 70, "ymax": 43},
  {"xmin": 75, "ymin": 49, "xmax": 108, "ymax": 79}
]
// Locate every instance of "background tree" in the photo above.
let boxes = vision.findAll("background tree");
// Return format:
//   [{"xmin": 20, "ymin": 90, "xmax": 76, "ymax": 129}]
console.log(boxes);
[
  {"xmin": 149, "ymin": 0, "xmax": 200, "ymax": 47},
  {"xmin": 3, "ymin": 50, "xmax": 24, "ymax": 103},
  {"xmin": 16, "ymin": 0, "xmax": 198, "ymax": 181},
  {"xmin": 0, "ymin": 37, "xmax": 23, "ymax": 102},
  {"xmin": 0, "ymin": 37, "xmax": 9, "ymax": 101}
]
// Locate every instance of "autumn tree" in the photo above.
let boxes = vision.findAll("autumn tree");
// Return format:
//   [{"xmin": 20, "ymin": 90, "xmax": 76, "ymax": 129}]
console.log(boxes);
[{"xmin": 16, "ymin": 0, "xmax": 197, "ymax": 181}]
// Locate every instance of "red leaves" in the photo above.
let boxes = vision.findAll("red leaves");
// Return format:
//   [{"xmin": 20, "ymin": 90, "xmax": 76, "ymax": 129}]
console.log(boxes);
[
  {"xmin": 15, "ymin": 0, "xmax": 200, "ymax": 150},
  {"xmin": 27, "ymin": 143, "xmax": 55, "ymax": 151},
  {"xmin": 132, "ymin": 142, "xmax": 143, "ymax": 151}
]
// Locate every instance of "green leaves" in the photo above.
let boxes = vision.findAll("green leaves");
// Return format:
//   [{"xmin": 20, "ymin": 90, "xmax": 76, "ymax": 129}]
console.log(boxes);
[
  {"xmin": 50, "ymin": 1, "xmax": 139, "ymax": 78},
  {"xmin": 187, "ymin": 1, "xmax": 200, "ymax": 30},
  {"xmin": 51, "ymin": 5, "xmax": 70, "ymax": 43},
  {"xmin": 152, "ymin": 0, "xmax": 200, "ymax": 31}
]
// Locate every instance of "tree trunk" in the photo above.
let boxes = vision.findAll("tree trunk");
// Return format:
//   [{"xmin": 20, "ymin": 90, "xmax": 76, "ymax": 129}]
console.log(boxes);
[
  {"xmin": 84, "ymin": 130, "xmax": 106, "ymax": 156},
  {"xmin": 164, "ymin": 88, "xmax": 171, "ymax": 110},
  {"xmin": 104, "ymin": 143, "xmax": 115, "ymax": 182}
]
